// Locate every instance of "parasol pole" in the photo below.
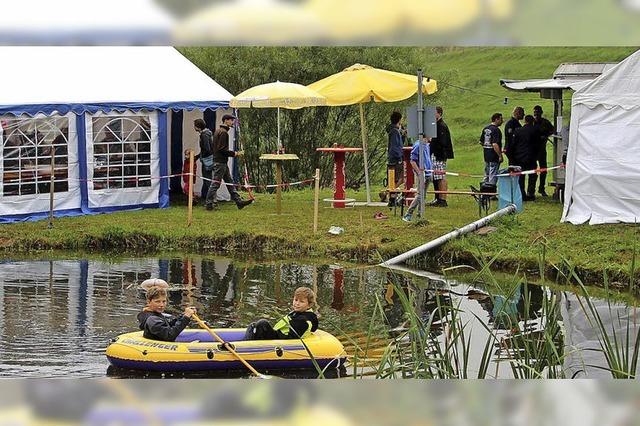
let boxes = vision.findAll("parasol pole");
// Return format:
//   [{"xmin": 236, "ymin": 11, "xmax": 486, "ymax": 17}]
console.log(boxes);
[
  {"xmin": 359, "ymin": 103, "xmax": 371, "ymax": 204},
  {"xmin": 277, "ymin": 107, "xmax": 282, "ymax": 152}
]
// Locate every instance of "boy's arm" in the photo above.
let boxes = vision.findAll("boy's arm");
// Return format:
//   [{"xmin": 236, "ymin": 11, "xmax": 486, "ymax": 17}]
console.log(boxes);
[
  {"xmin": 146, "ymin": 315, "xmax": 191, "ymax": 342},
  {"xmin": 288, "ymin": 313, "xmax": 317, "ymax": 338}
]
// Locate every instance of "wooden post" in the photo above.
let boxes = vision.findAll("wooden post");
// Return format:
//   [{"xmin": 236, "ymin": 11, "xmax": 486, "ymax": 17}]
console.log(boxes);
[
  {"xmin": 313, "ymin": 168, "xmax": 320, "ymax": 234},
  {"xmin": 388, "ymin": 168, "xmax": 396, "ymax": 190},
  {"xmin": 275, "ymin": 160, "xmax": 282, "ymax": 215},
  {"xmin": 187, "ymin": 150, "xmax": 195, "ymax": 227},
  {"xmin": 48, "ymin": 147, "xmax": 55, "ymax": 229}
]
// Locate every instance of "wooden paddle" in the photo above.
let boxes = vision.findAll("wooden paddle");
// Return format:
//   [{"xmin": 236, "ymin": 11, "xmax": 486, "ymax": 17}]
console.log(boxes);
[{"xmin": 191, "ymin": 313, "xmax": 270, "ymax": 379}]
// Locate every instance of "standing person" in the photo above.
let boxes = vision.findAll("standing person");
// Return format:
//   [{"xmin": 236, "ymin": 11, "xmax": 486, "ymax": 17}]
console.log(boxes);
[
  {"xmin": 511, "ymin": 115, "xmax": 540, "ymax": 201},
  {"xmin": 532, "ymin": 105, "xmax": 555, "ymax": 197},
  {"xmin": 402, "ymin": 136, "xmax": 432, "ymax": 222},
  {"xmin": 386, "ymin": 111, "xmax": 404, "ymax": 207},
  {"xmin": 205, "ymin": 114, "xmax": 253, "ymax": 211},
  {"xmin": 480, "ymin": 113, "xmax": 504, "ymax": 186},
  {"xmin": 194, "ymin": 118, "xmax": 214, "ymax": 201},
  {"xmin": 429, "ymin": 106, "xmax": 454, "ymax": 207},
  {"xmin": 504, "ymin": 106, "xmax": 524, "ymax": 165}
]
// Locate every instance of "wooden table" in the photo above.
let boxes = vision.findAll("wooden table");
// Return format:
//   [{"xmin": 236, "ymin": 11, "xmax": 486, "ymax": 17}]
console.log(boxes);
[
  {"xmin": 259, "ymin": 153, "xmax": 299, "ymax": 214},
  {"xmin": 316, "ymin": 147, "xmax": 362, "ymax": 208}
]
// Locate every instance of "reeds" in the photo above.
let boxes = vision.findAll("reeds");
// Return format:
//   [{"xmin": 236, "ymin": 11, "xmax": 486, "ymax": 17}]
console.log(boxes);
[{"xmin": 335, "ymin": 247, "xmax": 640, "ymax": 379}]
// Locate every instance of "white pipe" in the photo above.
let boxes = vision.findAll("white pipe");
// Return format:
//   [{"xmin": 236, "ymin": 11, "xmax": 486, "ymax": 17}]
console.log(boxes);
[{"xmin": 380, "ymin": 204, "xmax": 517, "ymax": 266}]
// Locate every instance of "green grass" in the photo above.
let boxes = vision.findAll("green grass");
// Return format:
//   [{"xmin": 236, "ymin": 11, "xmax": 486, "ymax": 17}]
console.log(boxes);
[{"xmin": 2, "ymin": 47, "xmax": 639, "ymax": 289}]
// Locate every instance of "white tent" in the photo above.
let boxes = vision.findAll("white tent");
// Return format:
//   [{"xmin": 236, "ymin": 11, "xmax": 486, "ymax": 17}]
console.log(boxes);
[
  {"xmin": 0, "ymin": 46, "xmax": 234, "ymax": 223},
  {"xmin": 0, "ymin": 0, "xmax": 173, "ymax": 44},
  {"xmin": 562, "ymin": 49, "xmax": 640, "ymax": 225}
]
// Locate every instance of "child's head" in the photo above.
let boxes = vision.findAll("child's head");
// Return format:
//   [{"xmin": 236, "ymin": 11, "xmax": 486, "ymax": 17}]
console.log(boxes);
[
  {"xmin": 292, "ymin": 286, "xmax": 316, "ymax": 312},
  {"xmin": 145, "ymin": 285, "xmax": 168, "ymax": 313}
]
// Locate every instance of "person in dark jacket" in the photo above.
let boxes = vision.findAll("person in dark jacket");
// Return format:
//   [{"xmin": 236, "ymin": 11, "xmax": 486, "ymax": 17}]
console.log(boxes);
[
  {"xmin": 194, "ymin": 118, "xmax": 214, "ymax": 202},
  {"xmin": 204, "ymin": 114, "xmax": 253, "ymax": 211},
  {"xmin": 137, "ymin": 286, "xmax": 196, "ymax": 341},
  {"xmin": 504, "ymin": 106, "xmax": 524, "ymax": 165},
  {"xmin": 511, "ymin": 115, "xmax": 540, "ymax": 201},
  {"xmin": 533, "ymin": 105, "xmax": 555, "ymax": 197},
  {"xmin": 386, "ymin": 111, "xmax": 404, "ymax": 207},
  {"xmin": 480, "ymin": 112, "xmax": 504, "ymax": 186},
  {"xmin": 245, "ymin": 287, "xmax": 319, "ymax": 340},
  {"xmin": 429, "ymin": 106, "xmax": 454, "ymax": 207}
]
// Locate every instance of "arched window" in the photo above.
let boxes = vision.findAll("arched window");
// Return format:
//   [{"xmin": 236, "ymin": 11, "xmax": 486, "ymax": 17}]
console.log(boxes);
[
  {"xmin": 91, "ymin": 115, "xmax": 152, "ymax": 190},
  {"xmin": 1, "ymin": 116, "xmax": 69, "ymax": 197}
]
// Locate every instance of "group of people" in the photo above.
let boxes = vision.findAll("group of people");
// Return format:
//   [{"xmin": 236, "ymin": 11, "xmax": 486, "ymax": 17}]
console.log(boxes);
[
  {"xmin": 481, "ymin": 105, "xmax": 555, "ymax": 201},
  {"xmin": 189, "ymin": 115, "xmax": 253, "ymax": 211},
  {"xmin": 386, "ymin": 106, "xmax": 455, "ymax": 222}
]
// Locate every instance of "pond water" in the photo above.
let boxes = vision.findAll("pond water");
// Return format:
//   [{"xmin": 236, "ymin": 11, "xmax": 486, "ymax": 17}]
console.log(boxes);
[{"xmin": 0, "ymin": 256, "xmax": 637, "ymax": 378}]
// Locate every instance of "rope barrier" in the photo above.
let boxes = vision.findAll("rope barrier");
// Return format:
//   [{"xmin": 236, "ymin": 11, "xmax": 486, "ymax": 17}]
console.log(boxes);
[
  {"xmin": 0, "ymin": 164, "xmax": 564, "ymax": 189},
  {"xmin": 46, "ymin": 172, "xmax": 317, "ymax": 191}
]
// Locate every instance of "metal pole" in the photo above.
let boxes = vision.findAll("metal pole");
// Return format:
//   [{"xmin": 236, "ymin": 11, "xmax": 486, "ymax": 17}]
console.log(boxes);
[
  {"xmin": 417, "ymin": 69, "xmax": 425, "ymax": 218},
  {"xmin": 380, "ymin": 204, "xmax": 517, "ymax": 266},
  {"xmin": 48, "ymin": 147, "xmax": 55, "ymax": 229},
  {"xmin": 359, "ymin": 104, "xmax": 371, "ymax": 204}
]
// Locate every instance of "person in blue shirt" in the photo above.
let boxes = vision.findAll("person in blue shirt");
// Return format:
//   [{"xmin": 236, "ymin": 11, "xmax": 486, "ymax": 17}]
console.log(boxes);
[{"xmin": 403, "ymin": 136, "xmax": 433, "ymax": 222}]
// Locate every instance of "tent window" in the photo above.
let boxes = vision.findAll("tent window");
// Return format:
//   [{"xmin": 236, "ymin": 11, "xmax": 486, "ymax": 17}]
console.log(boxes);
[
  {"xmin": 1, "ymin": 116, "xmax": 69, "ymax": 197},
  {"xmin": 91, "ymin": 115, "xmax": 152, "ymax": 190}
]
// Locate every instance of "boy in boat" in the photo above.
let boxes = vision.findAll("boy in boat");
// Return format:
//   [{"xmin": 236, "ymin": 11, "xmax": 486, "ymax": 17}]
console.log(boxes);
[
  {"xmin": 137, "ymin": 286, "xmax": 196, "ymax": 342},
  {"xmin": 245, "ymin": 287, "xmax": 319, "ymax": 340}
]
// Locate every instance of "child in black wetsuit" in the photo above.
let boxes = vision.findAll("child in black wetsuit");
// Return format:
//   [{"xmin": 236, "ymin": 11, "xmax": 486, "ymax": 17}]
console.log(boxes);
[
  {"xmin": 137, "ymin": 286, "xmax": 196, "ymax": 342},
  {"xmin": 245, "ymin": 287, "xmax": 319, "ymax": 340}
]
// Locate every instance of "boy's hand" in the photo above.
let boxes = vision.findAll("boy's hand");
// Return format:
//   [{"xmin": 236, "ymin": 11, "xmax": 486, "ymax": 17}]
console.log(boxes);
[
  {"xmin": 236, "ymin": 150, "xmax": 244, "ymax": 157},
  {"xmin": 184, "ymin": 307, "xmax": 196, "ymax": 318}
]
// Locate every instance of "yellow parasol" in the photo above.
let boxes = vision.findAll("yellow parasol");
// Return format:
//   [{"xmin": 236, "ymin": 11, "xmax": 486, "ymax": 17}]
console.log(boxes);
[
  {"xmin": 230, "ymin": 81, "xmax": 326, "ymax": 151},
  {"xmin": 308, "ymin": 64, "xmax": 437, "ymax": 203}
]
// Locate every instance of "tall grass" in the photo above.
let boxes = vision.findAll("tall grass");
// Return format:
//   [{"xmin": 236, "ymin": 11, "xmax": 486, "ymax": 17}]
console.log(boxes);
[{"xmin": 337, "ymin": 247, "xmax": 640, "ymax": 379}]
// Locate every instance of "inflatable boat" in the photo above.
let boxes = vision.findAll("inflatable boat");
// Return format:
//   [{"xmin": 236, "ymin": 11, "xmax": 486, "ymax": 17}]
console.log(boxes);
[{"xmin": 106, "ymin": 328, "xmax": 346, "ymax": 372}]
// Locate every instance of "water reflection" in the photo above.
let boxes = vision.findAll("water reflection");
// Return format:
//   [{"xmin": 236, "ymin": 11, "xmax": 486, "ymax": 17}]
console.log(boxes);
[
  {"xmin": 0, "ymin": 257, "xmax": 637, "ymax": 378},
  {"xmin": 0, "ymin": 257, "xmax": 383, "ymax": 378}
]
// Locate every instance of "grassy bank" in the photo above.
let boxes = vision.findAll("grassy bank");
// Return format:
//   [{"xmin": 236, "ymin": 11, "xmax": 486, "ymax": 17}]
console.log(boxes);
[{"xmin": 1, "ymin": 184, "xmax": 638, "ymax": 290}]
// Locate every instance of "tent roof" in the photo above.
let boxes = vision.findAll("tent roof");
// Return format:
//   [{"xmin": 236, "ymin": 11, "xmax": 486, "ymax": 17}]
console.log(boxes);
[
  {"xmin": 500, "ymin": 78, "xmax": 592, "ymax": 92},
  {"xmin": 0, "ymin": 46, "xmax": 233, "ymax": 116},
  {"xmin": 500, "ymin": 62, "xmax": 617, "ymax": 93},
  {"xmin": 573, "ymin": 49, "xmax": 640, "ymax": 109}
]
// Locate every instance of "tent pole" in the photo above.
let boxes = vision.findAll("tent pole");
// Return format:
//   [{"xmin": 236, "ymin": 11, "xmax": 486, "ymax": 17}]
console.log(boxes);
[{"xmin": 359, "ymin": 103, "xmax": 371, "ymax": 204}]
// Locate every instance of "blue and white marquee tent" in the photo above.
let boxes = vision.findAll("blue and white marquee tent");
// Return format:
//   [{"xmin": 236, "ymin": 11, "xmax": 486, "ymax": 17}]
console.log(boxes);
[{"xmin": 0, "ymin": 46, "xmax": 234, "ymax": 223}]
